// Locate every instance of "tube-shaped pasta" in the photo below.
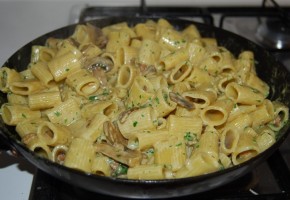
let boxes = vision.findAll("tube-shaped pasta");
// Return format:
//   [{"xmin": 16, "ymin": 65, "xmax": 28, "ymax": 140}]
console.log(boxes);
[
  {"xmin": 48, "ymin": 49, "xmax": 82, "ymax": 82},
  {"xmin": 220, "ymin": 127, "xmax": 240, "ymax": 155},
  {"xmin": 256, "ymin": 126, "xmax": 276, "ymax": 152},
  {"xmin": 91, "ymin": 155, "xmax": 111, "ymax": 176},
  {"xmin": 28, "ymin": 91, "xmax": 62, "ymax": 110},
  {"xmin": 31, "ymin": 45, "xmax": 55, "ymax": 63},
  {"xmin": 0, "ymin": 67, "xmax": 22, "ymax": 92},
  {"xmin": 7, "ymin": 93, "xmax": 28, "ymax": 105},
  {"xmin": 1, "ymin": 103, "xmax": 41, "ymax": 125},
  {"xmin": 235, "ymin": 54, "xmax": 255, "ymax": 81},
  {"xmin": 126, "ymin": 76, "xmax": 154, "ymax": 108},
  {"xmin": 218, "ymin": 48, "xmax": 235, "ymax": 75},
  {"xmin": 160, "ymin": 49, "xmax": 189, "ymax": 71},
  {"xmin": 175, "ymin": 107, "xmax": 201, "ymax": 117},
  {"xmin": 201, "ymin": 38, "xmax": 218, "ymax": 46},
  {"xmin": 101, "ymin": 52, "xmax": 119, "ymax": 75},
  {"xmin": 186, "ymin": 67, "xmax": 213, "ymax": 87},
  {"xmin": 267, "ymin": 101, "xmax": 289, "ymax": 131},
  {"xmin": 22, "ymin": 133, "xmax": 52, "ymax": 159},
  {"xmin": 138, "ymin": 39, "xmax": 161, "ymax": 66},
  {"xmin": 167, "ymin": 115, "xmax": 203, "ymax": 139},
  {"xmin": 181, "ymin": 24, "xmax": 201, "ymax": 40},
  {"xmin": 225, "ymin": 113, "xmax": 252, "ymax": 134},
  {"xmin": 227, "ymin": 104, "xmax": 257, "ymax": 122},
  {"xmin": 116, "ymin": 64, "xmax": 137, "ymax": 89},
  {"xmin": 45, "ymin": 37, "xmax": 62, "ymax": 49},
  {"xmin": 106, "ymin": 31, "xmax": 131, "ymax": 53},
  {"xmin": 176, "ymin": 152, "xmax": 220, "ymax": 178},
  {"xmin": 158, "ymin": 28, "xmax": 186, "ymax": 51},
  {"xmin": 151, "ymin": 88, "xmax": 177, "ymax": 117},
  {"xmin": 245, "ymin": 72, "xmax": 269, "ymax": 97},
  {"xmin": 200, "ymin": 99, "xmax": 233, "ymax": 126},
  {"xmin": 225, "ymin": 82, "xmax": 265, "ymax": 105},
  {"xmin": 168, "ymin": 61, "xmax": 192, "ymax": 84},
  {"xmin": 117, "ymin": 107, "xmax": 158, "ymax": 139},
  {"xmin": 217, "ymin": 75, "xmax": 237, "ymax": 93},
  {"xmin": 80, "ymin": 113, "xmax": 109, "ymax": 142},
  {"xmin": 232, "ymin": 128, "xmax": 259, "ymax": 165},
  {"xmin": 9, "ymin": 79, "xmax": 45, "ymax": 95},
  {"xmin": 51, "ymin": 144, "xmax": 68, "ymax": 165},
  {"xmin": 30, "ymin": 62, "xmax": 55, "ymax": 87},
  {"xmin": 198, "ymin": 57, "xmax": 219, "ymax": 76},
  {"xmin": 81, "ymin": 101, "xmax": 119, "ymax": 120},
  {"xmin": 79, "ymin": 43, "xmax": 102, "ymax": 62},
  {"xmin": 65, "ymin": 69, "xmax": 100, "ymax": 96},
  {"xmin": 37, "ymin": 121, "xmax": 71, "ymax": 146},
  {"xmin": 196, "ymin": 126, "xmax": 219, "ymax": 160},
  {"xmin": 16, "ymin": 118, "xmax": 47, "ymax": 138},
  {"xmin": 187, "ymin": 42, "xmax": 206, "ymax": 67},
  {"xmin": 64, "ymin": 137, "xmax": 95, "ymax": 172},
  {"xmin": 116, "ymin": 46, "xmax": 138, "ymax": 66},
  {"xmin": 127, "ymin": 164, "xmax": 165, "ymax": 180},
  {"xmin": 250, "ymin": 99, "xmax": 274, "ymax": 127},
  {"xmin": 46, "ymin": 98, "xmax": 81, "ymax": 126},
  {"xmin": 148, "ymin": 75, "xmax": 168, "ymax": 91},
  {"xmin": 71, "ymin": 23, "xmax": 100, "ymax": 45},
  {"xmin": 154, "ymin": 136, "xmax": 186, "ymax": 171},
  {"xmin": 238, "ymin": 51, "xmax": 256, "ymax": 75},
  {"xmin": 219, "ymin": 153, "xmax": 232, "ymax": 169},
  {"xmin": 128, "ymin": 130, "xmax": 169, "ymax": 150},
  {"xmin": 135, "ymin": 23, "xmax": 156, "ymax": 40},
  {"xmin": 182, "ymin": 89, "xmax": 217, "ymax": 109},
  {"xmin": 101, "ymin": 22, "xmax": 129, "ymax": 36}
]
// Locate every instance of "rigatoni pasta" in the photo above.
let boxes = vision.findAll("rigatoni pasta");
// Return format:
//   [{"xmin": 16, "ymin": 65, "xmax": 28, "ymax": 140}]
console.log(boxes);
[{"xmin": 0, "ymin": 18, "xmax": 288, "ymax": 180}]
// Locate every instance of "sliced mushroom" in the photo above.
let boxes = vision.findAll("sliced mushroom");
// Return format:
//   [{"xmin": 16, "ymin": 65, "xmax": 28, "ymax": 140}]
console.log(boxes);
[
  {"xmin": 139, "ymin": 63, "xmax": 157, "ymax": 76},
  {"xmin": 92, "ymin": 67, "xmax": 107, "ymax": 86},
  {"xmin": 169, "ymin": 92, "xmax": 195, "ymax": 110},
  {"xmin": 103, "ymin": 121, "xmax": 128, "ymax": 147},
  {"xmin": 94, "ymin": 143, "xmax": 141, "ymax": 167},
  {"xmin": 86, "ymin": 56, "xmax": 114, "ymax": 73},
  {"xmin": 118, "ymin": 107, "xmax": 139, "ymax": 124},
  {"xmin": 86, "ymin": 23, "xmax": 108, "ymax": 49}
]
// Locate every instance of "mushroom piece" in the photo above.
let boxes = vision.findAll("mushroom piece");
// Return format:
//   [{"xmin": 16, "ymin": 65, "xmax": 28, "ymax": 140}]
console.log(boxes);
[
  {"xmin": 86, "ymin": 56, "xmax": 114, "ymax": 73},
  {"xmin": 139, "ymin": 63, "xmax": 157, "ymax": 76},
  {"xmin": 118, "ymin": 107, "xmax": 139, "ymax": 124},
  {"xmin": 94, "ymin": 143, "xmax": 142, "ymax": 167},
  {"xmin": 86, "ymin": 23, "xmax": 108, "ymax": 49},
  {"xmin": 83, "ymin": 56, "xmax": 114, "ymax": 86},
  {"xmin": 169, "ymin": 92, "xmax": 195, "ymax": 110},
  {"xmin": 103, "ymin": 121, "xmax": 128, "ymax": 147}
]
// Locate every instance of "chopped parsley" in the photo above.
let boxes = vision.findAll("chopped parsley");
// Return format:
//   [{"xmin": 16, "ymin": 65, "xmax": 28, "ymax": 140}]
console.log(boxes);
[
  {"xmin": 54, "ymin": 111, "xmax": 61, "ymax": 117},
  {"xmin": 133, "ymin": 121, "xmax": 138, "ymax": 127}
]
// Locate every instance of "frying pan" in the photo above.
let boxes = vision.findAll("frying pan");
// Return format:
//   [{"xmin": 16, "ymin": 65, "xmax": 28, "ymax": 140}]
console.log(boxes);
[{"xmin": 0, "ymin": 16, "xmax": 290, "ymax": 199}]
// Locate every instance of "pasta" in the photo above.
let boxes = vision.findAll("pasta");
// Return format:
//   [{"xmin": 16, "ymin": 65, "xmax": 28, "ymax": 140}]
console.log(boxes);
[{"xmin": 0, "ymin": 18, "xmax": 288, "ymax": 180}]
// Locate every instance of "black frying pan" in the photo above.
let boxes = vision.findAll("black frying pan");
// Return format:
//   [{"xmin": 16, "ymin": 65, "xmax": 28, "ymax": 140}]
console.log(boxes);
[{"xmin": 0, "ymin": 17, "xmax": 290, "ymax": 199}]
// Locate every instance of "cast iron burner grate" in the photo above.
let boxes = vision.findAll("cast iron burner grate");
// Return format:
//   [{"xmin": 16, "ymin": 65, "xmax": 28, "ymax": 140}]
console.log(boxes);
[{"xmin": 28, "ymin": 151, "xmax": 290, "ymax": 200}]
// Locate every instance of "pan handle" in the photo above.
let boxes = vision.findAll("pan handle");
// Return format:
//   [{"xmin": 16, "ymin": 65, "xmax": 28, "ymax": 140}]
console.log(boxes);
[
  {"xmin": 0, "ymin": 132, "xmax": 20, "ymax": 157},
  {"xmin": 0, "ymin": 132, "xmax": 10, "ymax": 151}
]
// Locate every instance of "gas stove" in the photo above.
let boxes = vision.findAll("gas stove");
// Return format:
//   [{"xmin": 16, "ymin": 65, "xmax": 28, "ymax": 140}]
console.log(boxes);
[{"xmin": 0, "ymin": 0, "xmax": 290, "ymax": 200}]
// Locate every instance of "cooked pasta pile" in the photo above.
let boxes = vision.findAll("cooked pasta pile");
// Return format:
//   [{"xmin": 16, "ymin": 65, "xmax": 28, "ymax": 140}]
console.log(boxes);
[{"xmin": 0, "ymin": 18, "xmax": 288, "ymax": 179}]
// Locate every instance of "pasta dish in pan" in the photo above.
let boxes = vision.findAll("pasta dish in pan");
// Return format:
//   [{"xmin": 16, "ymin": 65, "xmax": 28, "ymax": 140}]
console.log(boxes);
[{"xmin": 0, "ymin": 18, "xmax": 288, "ymax": 179}]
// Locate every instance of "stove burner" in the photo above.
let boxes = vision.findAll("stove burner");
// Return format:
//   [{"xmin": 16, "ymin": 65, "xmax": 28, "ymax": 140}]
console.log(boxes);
[{"xmin": 256, "ymin": 18, "xmax": 290, "ymax": 50}]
